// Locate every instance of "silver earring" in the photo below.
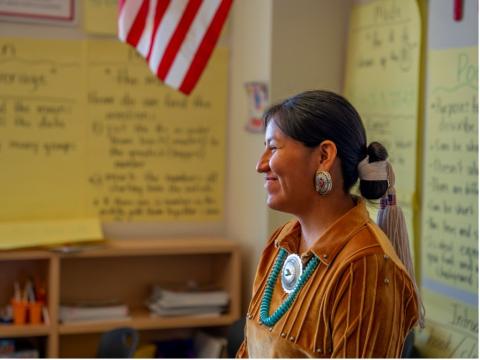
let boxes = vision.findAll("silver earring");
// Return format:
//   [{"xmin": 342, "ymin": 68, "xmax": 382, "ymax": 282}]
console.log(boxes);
[{"xmin": 315, "ymin": 170, "xmax": 332, "ymax": 195}]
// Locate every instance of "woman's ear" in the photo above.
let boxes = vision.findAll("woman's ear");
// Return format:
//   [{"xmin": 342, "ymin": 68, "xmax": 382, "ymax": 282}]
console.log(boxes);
[{"xmin": 317, "ymin": 140, "xmax": 337, "ymax": 170}]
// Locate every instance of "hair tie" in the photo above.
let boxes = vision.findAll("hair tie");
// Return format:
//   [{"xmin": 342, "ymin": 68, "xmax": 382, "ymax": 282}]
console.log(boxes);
[{"xmin": 357, "ymin": 156, "xmax": 388, "ymax": 181}]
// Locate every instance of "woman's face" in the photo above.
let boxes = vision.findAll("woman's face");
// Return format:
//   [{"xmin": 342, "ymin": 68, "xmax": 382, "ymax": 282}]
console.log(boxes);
[{"xmin": 256, "ymin": 120, "xmax": 319, "ymax": 214}]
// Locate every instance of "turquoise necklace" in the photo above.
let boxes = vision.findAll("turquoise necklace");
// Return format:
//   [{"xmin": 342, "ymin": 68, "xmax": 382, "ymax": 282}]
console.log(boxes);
[{"xmin": 259, "ymin": 248, "xmax": 320, "ymax": 327}]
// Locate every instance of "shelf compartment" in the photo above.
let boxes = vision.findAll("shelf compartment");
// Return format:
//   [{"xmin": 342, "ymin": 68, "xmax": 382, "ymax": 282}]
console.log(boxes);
[
  {"xmin": 60, "ymin": 252, "xmax": 237, "ymax": 314},
  {"xmin": 0, "ymin": 259, "xmax": 50, "ymax": 306}
]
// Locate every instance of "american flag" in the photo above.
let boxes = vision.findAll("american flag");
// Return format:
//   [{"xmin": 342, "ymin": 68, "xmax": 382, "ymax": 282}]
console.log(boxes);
[{"xmin": 118, "ymin": 0, "xmax": 233, "ymax": 95}]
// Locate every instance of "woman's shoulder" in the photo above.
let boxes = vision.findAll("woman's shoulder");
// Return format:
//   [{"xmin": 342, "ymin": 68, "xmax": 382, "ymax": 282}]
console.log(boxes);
[{"xmin": 338, "ymin": 220, "xmax": 412, "ymax": 280}]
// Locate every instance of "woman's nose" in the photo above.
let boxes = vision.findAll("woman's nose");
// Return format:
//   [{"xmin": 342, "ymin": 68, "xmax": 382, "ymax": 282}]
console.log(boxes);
[{"xmin": 256, "ymin": 150, "xmax": 270, "ymax": 173}]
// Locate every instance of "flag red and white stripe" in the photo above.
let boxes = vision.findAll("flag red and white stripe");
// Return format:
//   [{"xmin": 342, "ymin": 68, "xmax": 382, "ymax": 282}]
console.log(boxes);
[{"xmin": 118, "ymin": 0, "xmax": 232, "ymax": 95}]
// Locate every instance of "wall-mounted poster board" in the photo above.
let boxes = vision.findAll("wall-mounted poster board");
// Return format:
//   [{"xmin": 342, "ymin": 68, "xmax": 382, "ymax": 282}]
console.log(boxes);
[
  {"xmin": 416, "ymin": 0, "xmax": 478, "ymax": 357},
  {"xmin": 0, "ymin": 37, "xmax": 228, "ymax": 248}
]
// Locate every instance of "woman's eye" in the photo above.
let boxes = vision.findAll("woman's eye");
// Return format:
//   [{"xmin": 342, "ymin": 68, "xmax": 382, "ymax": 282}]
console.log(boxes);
[{"xmin": 269, "ymin": 146, "xmax": 277, "ymax": 152}]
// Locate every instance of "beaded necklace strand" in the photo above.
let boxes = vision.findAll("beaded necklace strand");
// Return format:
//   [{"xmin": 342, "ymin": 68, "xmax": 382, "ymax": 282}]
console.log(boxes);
[{"xmin": 259, "ymin": 248, "xmax": 320, "ymax": 327}]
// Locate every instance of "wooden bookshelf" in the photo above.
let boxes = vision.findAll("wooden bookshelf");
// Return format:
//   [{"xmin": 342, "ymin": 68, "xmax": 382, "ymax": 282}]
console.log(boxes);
[
  {"xmin": 58, "ymin": 311, "xmax": 237, "ymax": 335},
  {"xmin": 0, "ymin": 324, "xmax": 51, "ymax": 337},
  {"xmin": 0, "ymin": 238, "xmax": 241, "ymax": 357}
]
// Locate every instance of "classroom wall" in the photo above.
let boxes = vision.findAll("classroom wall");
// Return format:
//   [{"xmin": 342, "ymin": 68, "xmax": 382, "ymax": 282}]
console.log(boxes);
[
  {"xmin": 270, "ymin": 0, "xmax": 351, "ymax": 101},
  {"xmin": 267, "ymin": 0, "xmax": 352, "ymax": 235},
  {"xmin": 225, "ymin": 0, "xmax": 272, "ymax": 308}
]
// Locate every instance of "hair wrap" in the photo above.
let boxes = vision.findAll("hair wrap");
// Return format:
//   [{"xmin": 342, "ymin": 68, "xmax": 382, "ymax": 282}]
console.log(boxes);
[{"xmin": 357, "ymin": 156, "xmax": 388, "ymax": 181}]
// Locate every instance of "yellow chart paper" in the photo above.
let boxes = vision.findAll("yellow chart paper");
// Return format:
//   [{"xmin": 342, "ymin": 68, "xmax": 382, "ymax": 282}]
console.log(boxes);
[
  {"xmin": 0, "ymin": 37, "xmax": 228, "ymax": 248},
  {"xmin": 419, "ymin": 47, "xmax": 478, "ymax": 357},
  {"xmin": 84, "ymin": 0, "xmax": 117, "ymax": 35},
  {"xmin": 0, "ymin": 38, "xmax": 90, "ymax": 221},
  {"xmin": 0, "ymin": 218, "xmax": 102, "ymax": 250},
  {"xmin": 416, "ymin": 289, "xmax": 478, "ymax": 358},
  {"xmin": 344, "ymin": 0, "xmax": 421, "ymax": 251},
  {"xmin": 86, "ymin": 40, "xmax": 228, "ymax": 222}
]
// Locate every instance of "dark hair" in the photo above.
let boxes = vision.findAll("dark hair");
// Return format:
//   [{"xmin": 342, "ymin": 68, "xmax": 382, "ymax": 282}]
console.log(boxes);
[
  {"xmin": 263, "ymin": 90, "xmax": 388, "ymax": 199},
  {"xmin": 359, "ymin": 142, "xmax": 389, "ymax": 199}
]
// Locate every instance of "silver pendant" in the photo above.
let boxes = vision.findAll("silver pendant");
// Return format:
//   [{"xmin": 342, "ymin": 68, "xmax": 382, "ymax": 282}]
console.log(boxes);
[{"xmin": 281, "ymin": 253, "xmax": 303, "ymax": 293}]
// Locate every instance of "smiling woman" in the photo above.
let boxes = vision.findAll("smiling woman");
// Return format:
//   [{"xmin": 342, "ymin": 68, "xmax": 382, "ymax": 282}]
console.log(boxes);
[
  {"xmin": 256, "ymin": 121, "xmax": 321, "ymax": 215},
  {"xmin": 237, "ymin": 90, "xmax": 423, "ymax": 358}
]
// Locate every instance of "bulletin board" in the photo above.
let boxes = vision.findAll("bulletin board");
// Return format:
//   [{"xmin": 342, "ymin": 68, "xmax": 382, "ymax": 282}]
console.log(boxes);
[
  {"xmin": 344, "ymin": 0, "xmax": 478, "ymax": 357},
  {"xmin": 416, "ymin": 0, "xmax": 478, "ymax": 357},
  {"xmin": 0, "ymin": 37, "xmax": 228, "ymax": 248}
]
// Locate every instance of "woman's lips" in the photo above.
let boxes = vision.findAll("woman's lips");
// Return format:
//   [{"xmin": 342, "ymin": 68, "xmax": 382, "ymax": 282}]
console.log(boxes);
[{"xmin": 264, "ymin": 176, "xmax": 278, "ymax": 190}]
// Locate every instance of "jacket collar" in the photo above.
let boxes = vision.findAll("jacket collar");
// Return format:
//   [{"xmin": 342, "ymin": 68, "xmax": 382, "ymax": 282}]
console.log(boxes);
[{"xmin": 274, "ymin": 197, "xmax": 371, "ymax": 266}]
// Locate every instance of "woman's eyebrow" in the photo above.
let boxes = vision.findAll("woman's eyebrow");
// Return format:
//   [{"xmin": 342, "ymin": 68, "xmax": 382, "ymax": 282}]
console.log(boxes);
[{"xmin": 266, "ymin": 136, "xmax": 278, "ymax": 144}]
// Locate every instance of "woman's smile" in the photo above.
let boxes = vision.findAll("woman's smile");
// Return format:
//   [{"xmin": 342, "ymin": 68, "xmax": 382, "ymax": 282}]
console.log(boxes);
[{"xmin": 264, "ymin": 175, "xmax": 278, "ymax": 190}]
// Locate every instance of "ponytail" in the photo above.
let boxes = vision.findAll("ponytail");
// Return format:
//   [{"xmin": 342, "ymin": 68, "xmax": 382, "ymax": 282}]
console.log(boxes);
[{"xmin": 358, "ymin": 142, "xmax": 425, "ymax": 328}]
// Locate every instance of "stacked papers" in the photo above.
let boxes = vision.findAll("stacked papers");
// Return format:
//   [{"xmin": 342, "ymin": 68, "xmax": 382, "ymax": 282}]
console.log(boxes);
[
  {"xmin": 147, "ymin": 286, "xmax": 229, "ymax": 317},
  {"xmin": 59, "ymin": 302, "xmax": 129, "ymax": 323}
]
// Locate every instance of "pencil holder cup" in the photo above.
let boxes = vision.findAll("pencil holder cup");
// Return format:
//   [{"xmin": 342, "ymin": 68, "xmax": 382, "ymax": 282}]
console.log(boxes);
[
  {"xmin": 11, "ymin": 300, "xmax": 28, "ymax": 325},
  {"xmin": 29, "ymin": 302, "xmax": 43, "ymax": 324}
]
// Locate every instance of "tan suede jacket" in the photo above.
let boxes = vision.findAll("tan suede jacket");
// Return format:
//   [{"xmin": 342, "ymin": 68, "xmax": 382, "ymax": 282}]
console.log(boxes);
[{"xmin": 237, "ymin": 199, "xmax": 419, "ymax": 358}]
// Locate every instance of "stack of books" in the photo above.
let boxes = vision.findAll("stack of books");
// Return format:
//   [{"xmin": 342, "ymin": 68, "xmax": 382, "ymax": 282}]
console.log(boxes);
[
  {"xmin": 59, "ymin": 300, "xmax": 129, "ymax": 324},
  {"xmin": 147, "ymin": 286, "xmax": 229, "ymax": 317}
]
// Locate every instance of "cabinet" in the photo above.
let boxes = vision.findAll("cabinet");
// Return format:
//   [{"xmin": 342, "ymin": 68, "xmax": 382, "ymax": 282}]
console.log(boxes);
[{"xmin": 0, "ymin": 238, "xmax": 241, "ymax": 357}]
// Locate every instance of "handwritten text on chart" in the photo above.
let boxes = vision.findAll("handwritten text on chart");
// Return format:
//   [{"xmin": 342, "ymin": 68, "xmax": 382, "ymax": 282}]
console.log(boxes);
[
  {"xmin": 0, "ymin": 38, "xmax": 227, "ymax": 222},
  {"xmin": 86, "ymin": 41, "xmax": 227, "ymax": 222},
  {"xmin": 423, "ymin": 49, "xmax": 478, "ymax": 293},
  {"xmin": 0, "ymin": 39, "xmax": 89, "ymax": 221},
  {"xmin": 424, "ymin": 322, "xmax": 478, "ymax": 358},
  {"xmin": 419, "ymin": 289, "xmax": 478, "ymax": 358},
  {"xmin": 344, "ymin": 0, "xmax": 420, "ymax": 197}
]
